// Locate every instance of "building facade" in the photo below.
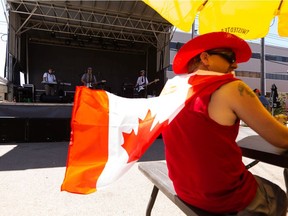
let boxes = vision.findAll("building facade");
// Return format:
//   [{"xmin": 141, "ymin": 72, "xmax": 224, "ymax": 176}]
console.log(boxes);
[{"xmin": 167, "ymin": 31, "xmax": 288, "ymax": 95}]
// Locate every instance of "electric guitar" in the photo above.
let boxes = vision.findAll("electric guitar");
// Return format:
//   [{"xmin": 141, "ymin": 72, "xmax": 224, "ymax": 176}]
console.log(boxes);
[
  {"xmin": 86, "ymin": 80, "xmax": 106, "ymax": 88},
  {"xmin": 135, "ymin": 79, "xmax": 159, "ymax": 92}
]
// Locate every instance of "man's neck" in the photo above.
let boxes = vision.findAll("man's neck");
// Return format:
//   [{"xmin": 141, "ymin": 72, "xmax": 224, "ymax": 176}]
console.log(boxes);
[{"xmin": 194, "ymin": 70, "xmax": 234, "ymax": 76}]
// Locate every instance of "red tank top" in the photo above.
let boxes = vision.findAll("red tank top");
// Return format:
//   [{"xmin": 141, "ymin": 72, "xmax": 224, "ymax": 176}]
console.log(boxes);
[{"xmin": 162, "ymin": 73, "xmax": 257, "ymax": 213}]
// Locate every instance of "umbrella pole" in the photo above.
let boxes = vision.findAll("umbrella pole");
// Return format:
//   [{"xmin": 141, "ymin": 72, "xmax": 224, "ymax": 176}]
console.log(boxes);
[
  {"xmin": 191, "ymin": 22, "xmax": 195, "ymax": 39},
  {"xmin": 260, "ymin": 38, "xmax": 266, "ymax": 96}
]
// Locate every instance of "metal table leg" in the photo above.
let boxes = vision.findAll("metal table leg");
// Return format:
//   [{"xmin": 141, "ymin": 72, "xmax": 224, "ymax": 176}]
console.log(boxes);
[{"xmin": 146, "ymin": 186, "xmax": 159, "ymax": 216}]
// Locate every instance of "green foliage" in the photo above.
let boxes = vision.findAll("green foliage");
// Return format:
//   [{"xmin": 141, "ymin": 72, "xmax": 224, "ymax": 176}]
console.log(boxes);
[{"xmin": 271, "ymin": 93, "xmax": 287, "ymax": 116}]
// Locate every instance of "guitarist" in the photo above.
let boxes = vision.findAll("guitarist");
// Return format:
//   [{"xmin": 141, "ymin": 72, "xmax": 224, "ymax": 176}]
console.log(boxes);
[
  {"xmin": 81, "ymin": 67, "xmax": 106, "ymax": 89},
  {"xmin": 135, "ymin": 69, "xmax": 149, "ymax": 98}
]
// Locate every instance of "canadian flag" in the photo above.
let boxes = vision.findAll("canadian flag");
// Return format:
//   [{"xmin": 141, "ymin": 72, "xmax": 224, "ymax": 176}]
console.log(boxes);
[{"xmin": 61, "ymin": 74, "xmax": 193, "ymax": 194}]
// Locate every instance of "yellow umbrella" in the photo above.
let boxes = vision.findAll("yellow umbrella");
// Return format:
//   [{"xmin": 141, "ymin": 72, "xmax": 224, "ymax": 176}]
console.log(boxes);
[{"xmin": 143, "ymin": 0, "xmax": 288, "ymax": 39}]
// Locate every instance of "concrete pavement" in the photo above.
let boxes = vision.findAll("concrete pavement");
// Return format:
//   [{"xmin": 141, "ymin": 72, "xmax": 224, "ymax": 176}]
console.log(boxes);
[{"xmin": 0, "ymin": 127, "xmax": 287, "ymax": 216}]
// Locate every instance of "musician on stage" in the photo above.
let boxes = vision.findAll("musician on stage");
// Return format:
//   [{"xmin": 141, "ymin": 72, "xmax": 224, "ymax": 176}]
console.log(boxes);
[
  {"xmin": 81, "ymin": 67, "xmax": 97, "ymax": 89},
  {"xmin": 43, "ymin": 67, "xmax": 57, "ymax": 96},
  {"xmin": 135, "ymin": 69, "xmax": 148, "ymax": 98}
]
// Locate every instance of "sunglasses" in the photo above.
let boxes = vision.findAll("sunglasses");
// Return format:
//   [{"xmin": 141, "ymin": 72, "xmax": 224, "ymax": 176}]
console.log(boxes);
[{"xmin": 206, "ymin": 51, "xmax": 236, "ymax": 64}]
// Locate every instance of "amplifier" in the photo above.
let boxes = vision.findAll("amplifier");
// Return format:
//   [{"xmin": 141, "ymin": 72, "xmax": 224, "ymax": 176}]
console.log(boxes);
[{"xmin": 40, "ymin": 95, "xmax": 72, "ymax": 103}]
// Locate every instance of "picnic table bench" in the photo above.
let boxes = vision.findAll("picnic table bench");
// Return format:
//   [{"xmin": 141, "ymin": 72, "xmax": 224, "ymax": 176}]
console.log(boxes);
[
  {"xmin": 138, "ymin": 161, "xmax": 238, "ymax": 216},
  {"xmin": 138, "ymin": 130, "xmax": 286, "ymax": 215}
]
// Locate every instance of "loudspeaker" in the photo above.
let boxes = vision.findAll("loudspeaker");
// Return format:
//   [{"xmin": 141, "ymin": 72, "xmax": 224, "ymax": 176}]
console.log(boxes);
[
  {"xmin": 40, "ymin": 95, "xmax": 61, "ymax": 103},
  {"xmin": 122, "ymin": 84, "xmax": 134, "ymax": 98},
  {"xmin": 0, "ymin": 118, "xmax": 26, "ymax": 142},
  {"xmin": 27, "ymin": 118, "xmax": 71, "ymax": 142},
  {"xmin": 61, "ymin": 95, "xmax": 72, "ymax": 103},
  {"xmin": 17, "ymin": 87, "xmax": 33, "ymax": 102},
  {"xmin": 40, "ymin": 95, "xmax": 71, "ymax": 103}
]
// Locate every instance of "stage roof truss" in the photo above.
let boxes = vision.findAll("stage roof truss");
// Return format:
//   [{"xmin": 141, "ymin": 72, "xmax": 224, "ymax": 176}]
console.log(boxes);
[{"xmin": 7, "ymin": 0, "xmax": 173, "ymax": 48}]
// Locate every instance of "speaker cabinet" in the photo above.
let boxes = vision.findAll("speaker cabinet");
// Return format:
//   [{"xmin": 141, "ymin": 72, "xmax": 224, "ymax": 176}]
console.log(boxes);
[
  {"xmin": 122, "ymin": 84, "xmax": 134, "ymax": 98},
  {"xmin": 40, "ymin": 95, "xmax": 72, "ymax": 103}
]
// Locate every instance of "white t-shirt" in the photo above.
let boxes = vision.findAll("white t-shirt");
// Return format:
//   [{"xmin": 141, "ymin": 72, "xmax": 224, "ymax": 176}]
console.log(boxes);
[
  {"xmin": 136, "ymin": 76, "xmax": 148, "ymax": 91},
  {"xmin": 43, "ymin": 72, "xmax": 56, "ymax": 83}
]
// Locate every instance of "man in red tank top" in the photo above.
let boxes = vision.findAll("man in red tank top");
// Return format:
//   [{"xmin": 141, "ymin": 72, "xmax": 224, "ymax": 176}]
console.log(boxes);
[{"xmin": 162, "ymin": 32, "xmax": 288, "ymax": 215}]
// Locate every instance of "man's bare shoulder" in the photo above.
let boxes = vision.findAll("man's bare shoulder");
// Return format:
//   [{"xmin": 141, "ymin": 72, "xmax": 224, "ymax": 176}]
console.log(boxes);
[{"xmin": 218, "ymin": 80, "xmax": 255, "ymax": 99}]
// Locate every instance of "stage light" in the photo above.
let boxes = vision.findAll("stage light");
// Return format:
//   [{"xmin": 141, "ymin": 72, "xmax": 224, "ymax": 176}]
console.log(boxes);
[
  {"xmin": 79, "ymin": 41, "xmax": 84, "ymax": 47},
  {"xmin": 65, "ymin": 39, "xmax": 71, "ymax": 45},
  {"xmin": 72, "ymin": 34, "xmax": 78, "ymax": 41},
  {"xmin": 51, "ymin": 31, "xmax": 56, "ymax": 38}
]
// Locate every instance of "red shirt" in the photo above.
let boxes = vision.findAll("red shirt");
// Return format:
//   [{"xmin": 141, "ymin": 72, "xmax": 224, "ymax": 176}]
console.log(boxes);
[{"xmin": 162, "ymin": 73, "xmax": 257, "ymax": 213}]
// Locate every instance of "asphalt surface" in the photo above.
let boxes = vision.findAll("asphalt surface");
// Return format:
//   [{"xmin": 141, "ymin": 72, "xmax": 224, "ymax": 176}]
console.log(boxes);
[{"xmin": 0, "ymin": 128, "xmax": 287, "ymax": 216}]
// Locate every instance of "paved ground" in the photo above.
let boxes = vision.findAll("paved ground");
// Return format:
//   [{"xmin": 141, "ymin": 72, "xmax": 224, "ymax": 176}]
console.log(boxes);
[{"xmin": 0, "ymin": 127, "xmax": 287, "ymax": 216}]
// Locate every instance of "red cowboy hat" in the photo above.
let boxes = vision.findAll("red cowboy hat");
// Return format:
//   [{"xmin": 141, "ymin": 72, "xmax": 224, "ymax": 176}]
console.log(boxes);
[{"xmin": 173, "ymin": 32, "xmax": 252, "ymax": 74}]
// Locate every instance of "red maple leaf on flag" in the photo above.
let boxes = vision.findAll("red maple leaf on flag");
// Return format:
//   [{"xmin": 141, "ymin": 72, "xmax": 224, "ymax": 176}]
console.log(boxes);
[{"xmin": 121, "ymin": 109, "xmax": 168, "ymax": 163}]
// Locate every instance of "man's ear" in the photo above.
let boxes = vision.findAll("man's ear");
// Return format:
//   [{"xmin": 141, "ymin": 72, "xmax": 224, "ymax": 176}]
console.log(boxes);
[
  {"xmin": 199, "ymin": 52, "xmax": 209, "ymax": 65},
  {"xmin": 200, "ymin": 52, "xmax": 209, "ymax": 66}
]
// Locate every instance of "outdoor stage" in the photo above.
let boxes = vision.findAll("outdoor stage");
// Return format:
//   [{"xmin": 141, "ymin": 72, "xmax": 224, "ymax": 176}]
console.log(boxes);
[{"xmin": 0, "ymin": 102, "xmax": 73, "ymax": 143}]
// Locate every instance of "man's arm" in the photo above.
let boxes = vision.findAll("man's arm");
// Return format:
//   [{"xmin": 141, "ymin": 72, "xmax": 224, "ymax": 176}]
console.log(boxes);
[
  {"xmin": 43, "ymin": 72, "xmax": 47, "ymax": 82},
  {"xmin": 93, "ymin": 75, "xmax": 97, "ymax": 84},
  {"xmin": 210, "ymin": 80, "xmax": 288, "ymax": 148},
  {"xmin": 81, "ymin": 74, "xmax": 86, "ymax": 85},
  {"xmin": 135, "ymin": 77, "xmax": 140, "ymax": 88}
]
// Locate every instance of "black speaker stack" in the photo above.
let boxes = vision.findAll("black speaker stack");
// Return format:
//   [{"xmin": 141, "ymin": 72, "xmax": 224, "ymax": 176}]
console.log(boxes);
[{"xmin": 40, "ymin": 95, "xmax": 72, "ymax": 103}]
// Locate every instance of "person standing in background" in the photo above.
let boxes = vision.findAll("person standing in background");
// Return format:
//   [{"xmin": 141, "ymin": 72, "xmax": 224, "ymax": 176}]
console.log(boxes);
[
  {"xmin": 42, "ymin": 67, "xmax": 57, "ymax": 96},
  {"xmin": 81, "ymin": 67, "xmax": 97, "ymax": 89},
  {"xmin": 253, "ymin": 88, "xmax": 270, "ymax": 110},
  {"xmin": 135, "ymin": 69, "xmax": 148, "ymax": 98}
]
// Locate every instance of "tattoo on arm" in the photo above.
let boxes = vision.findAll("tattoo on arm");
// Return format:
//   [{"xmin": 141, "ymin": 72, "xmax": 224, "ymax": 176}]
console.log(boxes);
[{"xmin": 238, "ymin": 83, "xmax": 255, "ymax": 97}]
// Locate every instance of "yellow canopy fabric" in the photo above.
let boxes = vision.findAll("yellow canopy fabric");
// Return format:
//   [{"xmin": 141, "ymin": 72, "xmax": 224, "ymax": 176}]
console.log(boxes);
[
  {"xmin": 278, "ymin": 0, "xmax": 288, "ymax": 36},
  {"xmin": 199, "ymin": 0, "xmax": 280, "ymax": 39},
  {"xmin": 143, "ymin": 0, "xmax": 288, "ymax": 39},
  {"xmin": 142, "ymin": 0, "xmax": 205, "ymax": 32}
]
